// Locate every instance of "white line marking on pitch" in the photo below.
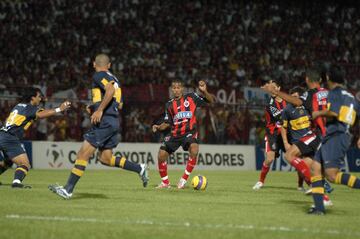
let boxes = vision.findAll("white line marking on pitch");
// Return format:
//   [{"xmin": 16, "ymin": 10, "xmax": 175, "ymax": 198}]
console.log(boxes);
[{"xmin": 5, "ymin": 214, "xmax": 360, "ymax": 237}]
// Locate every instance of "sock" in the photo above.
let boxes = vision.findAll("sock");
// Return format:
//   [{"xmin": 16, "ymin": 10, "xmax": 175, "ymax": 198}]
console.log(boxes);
[
  {"xmin": 290, "ymin": 158, "xmax": 311, "ymax": 185},
  {"xmin": 158, "ymin": 161, "xmax": 169, "ymax": 184},
  {"xmin": 311, "ymin": 176, "xmax": 325, "ymax": 212},
  {"xmin": 259, "ymin": 163, "xmax": 270, "ymax": 183},
  {"xmin": 64, "ymin": 159, "xmax": 87, "ymax": 193},
  {"xmin": 110, "ymin": 156, "xmax": 141, "ymax": 173},
  {"xmin": 182, "ymin": 156, "xmax": 197, "ymax": 181},
  {"xmin": 335, "ymin": 172, "xmax": 360, "ymax": 189},
  {"xmin": 297, "ymin": 171, "xmax": 304, "ymax": 187},
  {"xmin": 13, "ymin": 165, "xmax": 29, "ymax": 183}
]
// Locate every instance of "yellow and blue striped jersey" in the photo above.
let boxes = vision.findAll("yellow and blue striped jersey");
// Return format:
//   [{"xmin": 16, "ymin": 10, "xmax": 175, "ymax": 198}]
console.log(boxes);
[
  {"xmin": 282, "ymin": 104, "xmax": 313, "ymax": 143},
  {"xmin": 91, "ymin": 71, "xmax": 123, "ymax": 117},
  {"xmin": 0, "ymin": 103, "xmax": 43, "ymax": 139},
  {"xmin": 326, "ymin": 86, "xmax": 358, "ymax": 136}
]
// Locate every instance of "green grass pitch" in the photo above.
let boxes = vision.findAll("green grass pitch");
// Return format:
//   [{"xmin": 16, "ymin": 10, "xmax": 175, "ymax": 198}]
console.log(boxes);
[{"xmin": 1, "ymin": 169, "xmax": 360, "ymax": 239}]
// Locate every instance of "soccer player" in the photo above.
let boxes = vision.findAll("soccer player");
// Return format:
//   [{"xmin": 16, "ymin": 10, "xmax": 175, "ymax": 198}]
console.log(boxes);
[
  {"xmin": 309, "ymin": 65, "xmax": 360, "ymax": 215},
  {"xmin": 152, "ymin": 79, "xmax": 215, "ymax": 189},
  {"xmin": 0, "ymin": 87, "xmax": 71, "ymax": 188},
  {"xmin": 261, "ymin": 68, "xmax": 334, "ymax": 194},
  {"xmin": 253, "ymin": 80, "xmax": 287, "ymax": 190},
  {"xmin": 49, "ymin": 54, "xmax": 149, "ymax": 199}
]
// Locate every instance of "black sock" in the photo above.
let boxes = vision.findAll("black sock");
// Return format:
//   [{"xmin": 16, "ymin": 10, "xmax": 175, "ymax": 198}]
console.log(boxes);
[
  {"xmin": 64, "ymin": 159, "xmax": 87, "ymax": 193},
  {"xmin": 111, "ymin": 156, "xmax": 141, "ymax": 174}
]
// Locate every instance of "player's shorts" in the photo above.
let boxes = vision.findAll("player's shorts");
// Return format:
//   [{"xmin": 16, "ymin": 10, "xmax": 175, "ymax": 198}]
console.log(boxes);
[
  {"xmin": 294, "ymin": 133, "xmax": 321, "ymax": 157},
  {"xmin": 314, "ymin": 132, "xmax": 351, "ymax": 169},
  {"xmin": 160, "ymin": 133, "xmax": 199, "ymax": 154},
  {"xmin": 265, "ymin": 133, "xmax": 285, "ymax": 158},
  {"xmin": 84, "ymin": 116, "xmax": 119, "ymax": 150},
  {"xmin": 0, "ymin": 131, "xmax": 26, "ymax": 159}
]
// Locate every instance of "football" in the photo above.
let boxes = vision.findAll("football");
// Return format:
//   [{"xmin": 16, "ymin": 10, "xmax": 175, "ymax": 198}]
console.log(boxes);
[{"xmin": 191, "ymin": 175, "xmax": 208, "ymax": 190}]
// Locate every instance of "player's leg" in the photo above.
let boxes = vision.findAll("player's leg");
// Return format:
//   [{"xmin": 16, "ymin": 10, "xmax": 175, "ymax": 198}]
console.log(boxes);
[
  {"xmin": 10, "ymin": 153, "xmax": 31, "ymax": 188},
  {"xmin": 325, "ymin": 168, "xmax": 360, "ymax": 189},
  {"xmin": 309, "ymin": 159, "xmax": 325, "ymax": 215},
  {"xmin": 253, "ymin": 135, "xmax": 276, "ymax": 189},
  {"xmin": 156, "ymin": 149, "xmax": 171, "ymax": 188},
  {"xmin": 49, "ymin": 140, "xmax": 96, "ymax": 199},
  {"xmin": 98, "ymin": 149, "xmax": 148, "ymax": 187},
  {"xmin": 284, "ymin": 144, "xmax": 311, "ymax": 185},
  {"xmin": 178, "ymin": 142, "xmax": 199, "ymax": 189}
]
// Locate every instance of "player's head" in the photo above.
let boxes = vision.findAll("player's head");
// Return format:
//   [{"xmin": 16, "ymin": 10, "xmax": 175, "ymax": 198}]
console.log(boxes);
[
  {"xmin": 22, "ymin": 87, "xmax": 44, "ymax": 105},
  {"xmin": 289, "ymin": 86, "xmax": 305, "ymax": 98},
  {"xmin": 267, "ymin": 79, "xmax": 280, "ymax": 97},
  {"xmin": 93, "ymin": 53, "xmax": 111, "ymax": 71},
  {"xmin": 304, "ymin": 68, "xmax": 321, "ymax": 88},
  {"xmin": 171, "ymin": 79, "xmax": 184, "ymax": 99},
  {"xmin": 327, "ymin": 64, "xmax": 345, "ymax": 89}
]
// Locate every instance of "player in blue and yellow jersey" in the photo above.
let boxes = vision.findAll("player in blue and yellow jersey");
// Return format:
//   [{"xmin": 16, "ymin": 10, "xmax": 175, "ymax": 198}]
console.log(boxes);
[
  {"xmin": 0, "ymin": 87, "xmax": 71, "ymax": 188},
  {"xmin": 49, "ymin": 53, "xmax": 149, "ymax": 199},
  {"xmin": 309, "ymin": 65, "xmax": 360, "ymax": 215}
]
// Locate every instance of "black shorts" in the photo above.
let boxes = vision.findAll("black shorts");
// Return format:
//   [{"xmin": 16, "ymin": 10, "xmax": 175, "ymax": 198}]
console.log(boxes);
[
  {"xmin": 265, "ymin": 133, "xmax": 285, "ymax": 158},
  {"xmin": 294, "ymin": 134, "xmax": 321, "ymax": 158},
  {"xmin": 160, "ymin": 133, "xmax": 199, "ymax": 154}
]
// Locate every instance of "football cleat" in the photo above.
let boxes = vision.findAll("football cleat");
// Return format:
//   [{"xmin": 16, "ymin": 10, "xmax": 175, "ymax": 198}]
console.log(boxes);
[
  {"xmin": 156, "ymin": 182, "xmax": 171, "ymax": 189},
  {"xmin": 308, "ymin": 207, "xmax": 325, "ymax": 215},
  {"xmin": 48, "ymin": 184, "xmax": 72, "ymax": 199},
  {"xmin": 305, "ymin": 188, "xmax": 312, "ymax": 195},
  {"xmin": 177, "ymin": 178, "xmax": 187, "ymax": 189},
  {"xmin": 139, "ymin": 163, "xmax": 149, "ymax": 187},
  {"xmin": 252, "ymin": 181, "xmax": 264, "ymax": 190},
  {"xmin": 297, "ymin": 186, "xmax": 306, "ymax": 192},
  {"xmin": 11, "ymin": 182, "xmax": 32, "ymax": 189}
]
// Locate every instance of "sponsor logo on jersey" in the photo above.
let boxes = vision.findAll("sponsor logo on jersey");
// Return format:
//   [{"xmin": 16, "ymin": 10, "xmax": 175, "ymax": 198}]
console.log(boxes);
[{"xmin": 174, "ymin": 111, "xmax": 193, "ymax": 121}]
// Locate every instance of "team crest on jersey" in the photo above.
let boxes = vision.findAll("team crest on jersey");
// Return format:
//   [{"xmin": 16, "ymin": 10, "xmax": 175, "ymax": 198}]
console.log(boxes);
[{"xmin": 184, "ymin": 100, "xmax": 190, "ymax": 107}]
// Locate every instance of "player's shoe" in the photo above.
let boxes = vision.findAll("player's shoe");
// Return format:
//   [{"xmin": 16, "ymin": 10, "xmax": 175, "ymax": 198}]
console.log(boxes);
[
  {"xmin": 305, "ymin": 188, "xmax": 312, "ymax": 195},
  {"xmin": 252, "ymin": 181, "xmax": 264, "ymax": 190},
  {"xmin": 297, "ymin": 186, "xmax": 306, "ymax": 192},
  {"xmin": 310, "ymin": 195, "xmax": 333, "ymax": 208},
  {"xmin": 48, "ymin": 184, "xmax": 72, "ymax": 199},
  {"xmin": 11, "ymin": 182, "xmax": 32, "ymax": 189},
  {"xmin": 177, "ymin": 178, "xmax": 187, "ymax": 189},
  {"xmin": 308, "ymin": 207, "xmax": 325, "ymax": 215},
  {"xmin": 156, "ymin": 182, "xmax": 171, "ymax": 189},
  {"xmin": 139, "ymin": 163, "xmax": 149, "ymax": 187}
]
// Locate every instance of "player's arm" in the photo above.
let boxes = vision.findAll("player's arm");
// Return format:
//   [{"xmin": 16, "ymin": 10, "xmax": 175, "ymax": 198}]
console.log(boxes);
[
  {"xmin": 262, "ymin": 83, "xmax": 302, "ymax": 106},
  {"xmin": 36, "ymin": 101, "xmax": 71, "ymax": 119},
  {"xmin": 312, "ymin": 109, "xmax": 337, "ymax": 120},
  {"xmin": 280, "ymin": 126, "xmax": 291, "ymax": 151},
  {"xmin": 152, "ymin": 122, "xmax": 171, "ymax": 133},
  {"xmin": 198, "ymin": 80, "xmax": 215, "ymax": 103},
  {"xmin": 91, "ymin": 82, "xmax": 115, "ymax": 124}
]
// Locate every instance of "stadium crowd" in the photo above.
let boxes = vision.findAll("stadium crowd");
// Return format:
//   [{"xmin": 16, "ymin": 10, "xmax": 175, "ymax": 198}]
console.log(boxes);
[{"xmin": 0, "ymin": 0, "xmax": 359, "ymax": 145}]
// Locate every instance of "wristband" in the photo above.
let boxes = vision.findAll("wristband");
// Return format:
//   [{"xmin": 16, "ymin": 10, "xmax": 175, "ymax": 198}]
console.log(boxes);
[{"xmin": 55, "ymin": 108, "xmax": 61, "ymax": 113}]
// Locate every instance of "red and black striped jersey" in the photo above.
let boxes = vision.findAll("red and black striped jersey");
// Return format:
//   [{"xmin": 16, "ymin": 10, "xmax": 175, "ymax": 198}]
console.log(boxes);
[
  {"xmin": 265, "ymin": 97, "xmax": 286, "ymax": 136},
  {"xmin": 300, "ymin": 87, "xmax": 328, "ymax": 136},
  {"xmin": 163, "ymin": 92, "xmax": 208, "ymax": 138}
]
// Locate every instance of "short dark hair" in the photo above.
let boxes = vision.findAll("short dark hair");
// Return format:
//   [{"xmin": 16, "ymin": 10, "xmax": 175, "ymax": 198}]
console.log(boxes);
[
  {"xmin": 171, "ymin": 79, "xmax": 184, "ymax": 85},
  {"xmin": 267, "ymin": 79, "xmax": 280, "ymax": 87},
  {"xmin": 328, "ymin": 64, "xmax": 345, "ymax": 84},
  {"xmin": 289, "ymin": 86, "xmax": 305, "ymax": 96},
  {"xmin": 21, "ymin": 87, "xmax": 43, "ymax": 103},
  {"xmin": 305, "ymin": 68, "xmax": 321, "ymax": 83}
]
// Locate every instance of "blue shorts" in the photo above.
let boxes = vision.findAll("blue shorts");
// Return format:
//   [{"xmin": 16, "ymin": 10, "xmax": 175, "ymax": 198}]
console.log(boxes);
[
  {"xmin": 0, "ymin": 131, "xmax": 26, "ymax": 159},
  {"xmin": 314, "ymin": 133, "xmax": 351, "ymax": 169},
  {"xmin": 83, "ymin": 116, "xmax": 119, "ymax": 149}
]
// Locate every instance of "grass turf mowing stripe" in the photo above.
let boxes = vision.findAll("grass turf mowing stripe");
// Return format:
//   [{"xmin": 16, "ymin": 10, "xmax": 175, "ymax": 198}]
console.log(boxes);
[{"xmin": 5, "ymin": 214, "xmax": 360, "ymax": 237}]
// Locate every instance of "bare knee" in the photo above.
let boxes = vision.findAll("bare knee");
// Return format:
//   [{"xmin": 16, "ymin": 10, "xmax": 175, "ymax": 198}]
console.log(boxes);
[
  {"xmin": 158, "ymin": 149, "xmax": 169, "ymax": 163},
  {"xmin": 189, "ymin": 144, "xmax": 199, "ymax": 158}
]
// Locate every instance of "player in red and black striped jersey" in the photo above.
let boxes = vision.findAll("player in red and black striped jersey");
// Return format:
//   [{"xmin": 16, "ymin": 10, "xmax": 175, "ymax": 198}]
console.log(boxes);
[
  {"xmin": 253, "ymin": 80, "xmax": 287, "ymax": 190},
  {"xmin": 152, "ymin": 79, "xmax": 215, "ymax": 189}
]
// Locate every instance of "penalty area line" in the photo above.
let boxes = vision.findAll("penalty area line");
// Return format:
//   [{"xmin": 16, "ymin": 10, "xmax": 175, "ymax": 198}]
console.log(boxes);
[{"xmin": 5, "ymin": 214, "xmax": 360, "ymax": 237}]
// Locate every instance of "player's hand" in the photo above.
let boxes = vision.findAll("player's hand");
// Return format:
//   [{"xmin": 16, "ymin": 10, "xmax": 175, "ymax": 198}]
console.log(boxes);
[
  {"xmin": 198, "ymin": 80, "xmax": 207, "ymax": 93},
  {"xmin": 357, "ymin": 138, "xmax": 360, "ymax": 149},
  {"xmin": 261, "ymin": 82, "xmax": 277, "ymax": 95},
  {"xmin": 91, "ymin": 110, "xmax": 103, "ymax": 125},
  {"xmin": 152, "ymin": 125, "xmax": 160, "ymax": 133},
  {"xmin": 59, "ymin": 101, "xmax": 71, "ymax": 112}
]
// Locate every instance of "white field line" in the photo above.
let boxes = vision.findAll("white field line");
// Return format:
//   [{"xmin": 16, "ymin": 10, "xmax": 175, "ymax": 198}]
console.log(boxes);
[{"xmin": 5, "ymin": 214, "xmax": 360, "ymax": 237}]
